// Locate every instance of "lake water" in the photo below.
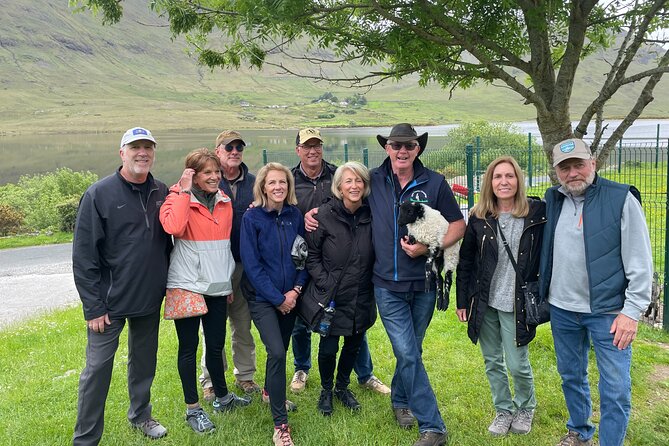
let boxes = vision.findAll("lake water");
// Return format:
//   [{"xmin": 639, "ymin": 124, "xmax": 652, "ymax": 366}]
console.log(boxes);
[{"xmin": 1, "ymin": 120, "xmax": 667, "ymax": 185}]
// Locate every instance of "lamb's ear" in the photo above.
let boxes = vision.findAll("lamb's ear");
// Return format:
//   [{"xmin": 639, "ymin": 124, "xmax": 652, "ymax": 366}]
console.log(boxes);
[{"xmin": 417, "ymin": 203, "xmax": 426, "ymax": 218}]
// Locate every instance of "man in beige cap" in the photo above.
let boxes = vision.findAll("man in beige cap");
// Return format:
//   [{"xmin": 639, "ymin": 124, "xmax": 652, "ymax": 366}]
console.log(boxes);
[
  {"xmin": 199, "ymin": 130, "xmax": 261, "ymax": 399},
  {"xmin": 540, "ymin": 138, "xmax": 652, "ymax": 446}
]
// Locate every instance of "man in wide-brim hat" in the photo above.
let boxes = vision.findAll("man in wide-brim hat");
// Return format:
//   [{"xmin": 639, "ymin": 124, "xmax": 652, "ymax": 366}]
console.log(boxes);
[
  {"xmin": 376, "ymin": 122, "xmax": 429, "ymax": 156},
  {"xmin": 366, "ymin": 123, "xmax": 465, "ymax": 446}
]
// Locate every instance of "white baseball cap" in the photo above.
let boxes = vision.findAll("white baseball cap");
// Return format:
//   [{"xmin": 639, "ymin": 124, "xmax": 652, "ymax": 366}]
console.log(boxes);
[{"xmin": 120, "ymin": 127, "xmax": 156, "ymax": 148}]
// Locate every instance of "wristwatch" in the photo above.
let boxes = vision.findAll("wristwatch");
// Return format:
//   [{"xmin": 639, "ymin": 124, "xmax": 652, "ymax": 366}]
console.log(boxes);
[{"xmin": 293, "ymin": 285, "xmax": 303, "ymax": 295}]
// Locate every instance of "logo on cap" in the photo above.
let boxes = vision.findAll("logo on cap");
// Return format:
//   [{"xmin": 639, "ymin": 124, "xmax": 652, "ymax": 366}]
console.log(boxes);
[
  {"xmin": 133, "ymin": 128, "xmax": 148, "ymax": 136},
  {"xmin": 560, "ymin": 141, "xmax": 576, "ymax": 153}
]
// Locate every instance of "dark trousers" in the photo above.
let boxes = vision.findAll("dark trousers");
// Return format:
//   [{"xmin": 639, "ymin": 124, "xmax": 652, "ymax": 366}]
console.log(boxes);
[
  {"xmin": 249, "ymin": 300, "xmax": 296, "ymax": 426},
  {"xmin": 318, "ymin": 332, "xmax": 365, "ymax": 391},
  {"xmin": 174, "ymin": 296, "xmax": 228, "ymax": 404},
  {"xmin": 73, "ymin": 311, "xmax": 160, "ymax": 446}
]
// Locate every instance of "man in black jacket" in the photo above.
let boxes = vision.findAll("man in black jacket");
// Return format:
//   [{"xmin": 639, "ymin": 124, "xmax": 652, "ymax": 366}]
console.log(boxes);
[
  {"xmin": 289, "ymin": 128, "xmax": 390, "ymax": 396},
  {"xmin": 72, "ymin": 127, "xmax": 172, "ymax": 446}
]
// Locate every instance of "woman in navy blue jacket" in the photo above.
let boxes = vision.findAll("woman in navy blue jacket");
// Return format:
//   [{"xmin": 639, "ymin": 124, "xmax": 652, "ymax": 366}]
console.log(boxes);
[{"xmin": 240, "ymin": 162, "xmax": 308, "ymax": 446}]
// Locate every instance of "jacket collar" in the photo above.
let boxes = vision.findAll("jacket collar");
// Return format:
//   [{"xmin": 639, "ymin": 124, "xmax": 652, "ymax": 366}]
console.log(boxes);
[{"xmin": 115, "ymin": 168, "xmax": 157, "ymax": 191}]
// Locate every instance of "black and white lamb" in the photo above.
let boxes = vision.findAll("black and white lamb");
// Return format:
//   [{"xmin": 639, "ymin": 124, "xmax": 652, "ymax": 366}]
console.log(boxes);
[{"xmin": 397, "ymin": 201, "xmax": 460, "ymax": 311}]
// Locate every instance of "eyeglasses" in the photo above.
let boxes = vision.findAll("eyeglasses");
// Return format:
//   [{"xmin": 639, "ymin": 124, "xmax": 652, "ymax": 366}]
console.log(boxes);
[
  {"xmin": 223, "ymin": 143, "xmax": 244, "ymax": 152},
  {"xmin": 388, "ymin": 142, "xmax": 419, "ymax": 151},
  {"xmin": 299, "ymin": 143, "xmax": 323, "ymax": 152}
]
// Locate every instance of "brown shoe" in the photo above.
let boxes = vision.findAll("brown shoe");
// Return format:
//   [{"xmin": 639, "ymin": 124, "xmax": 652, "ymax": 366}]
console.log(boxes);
[
  {"xmin": 236, "ymin": 379, "xmax": 261, "ymax": 394},
  {"xmin": 202, "ymin": 386, "xmax": 215, "ymax": 402},
  {"xmin": 413, "ymin": 431, "xmax": 447, "ymax": 446},
  {"xmin": 556, "ymin": 431, "xmax": 593, "ymax": 446},
  {"xmin": 290, "ymin": 370, "xmax": 308, "ymax": 393},
  {"xmin": 393, "ymin": 407, "xmax": 416, "ymax": 429},
  {"xmin": 360, "ymin": 375, "xmax": 391, "ymax": 395},
  {"xmin": 273, "ymin": 424, "xmax": 295, "ymax": 446}
]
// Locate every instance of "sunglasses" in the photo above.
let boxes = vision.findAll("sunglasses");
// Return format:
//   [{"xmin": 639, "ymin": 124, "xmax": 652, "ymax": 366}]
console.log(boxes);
[
  {"xmin": 223, "ymin": 143, "xmax": 244, "ymax": 152},
  {"xmin": 388, "ymin": 142, "xmax": 419, "ymax": 151}
]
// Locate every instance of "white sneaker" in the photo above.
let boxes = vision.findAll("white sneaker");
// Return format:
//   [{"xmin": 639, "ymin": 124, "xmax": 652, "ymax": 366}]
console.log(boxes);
[{"xmin": 290, "ymin": 370, "xmax": 308, "ymax": 393}]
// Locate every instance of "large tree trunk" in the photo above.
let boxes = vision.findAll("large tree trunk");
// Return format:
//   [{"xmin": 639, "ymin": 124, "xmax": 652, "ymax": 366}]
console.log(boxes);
[{"xmin": 536, "ymin": 109, "xmax": 575, "ymax": 162}]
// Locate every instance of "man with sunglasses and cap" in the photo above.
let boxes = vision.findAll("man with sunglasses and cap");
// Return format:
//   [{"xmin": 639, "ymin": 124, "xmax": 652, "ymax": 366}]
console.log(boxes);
[
  {"xmin": 290, "ymin": 128, "xmax": 390, "ymax": 397},
  {"xmin": 197, "ymin": 130, "xmax": 261, "ymax": 399},
  {"xmin": 369, "ymin": 123, "xmax": 465, "ymax": 446},
  {"xmin": 73, "ymin": 127, "xmax": 171, "ymax": 445},
  {"xmin": 539, "ymin": 138, "xmax": 652, "ymax": 446}
]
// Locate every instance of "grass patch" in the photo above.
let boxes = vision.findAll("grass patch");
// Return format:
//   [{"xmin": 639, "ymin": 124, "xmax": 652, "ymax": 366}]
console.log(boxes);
[
  {"xmin": 0, "ymin": 231, "xmax": 72, "ymax": 250},
  {"xmin": 1, "ymin": 305, "xmax": 668, "ymax": 445}
]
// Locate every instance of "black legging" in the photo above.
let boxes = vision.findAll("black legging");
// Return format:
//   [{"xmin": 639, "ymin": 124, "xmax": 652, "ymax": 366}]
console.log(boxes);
[
  {"xmin": 318, "ymin": 332, "xmax": 365, "ymax": 391},
  {"xmin": 249, "ymin": 299, "xmax": 296, "ymax": 427},
  {"xmin": 174, "ymin": 296, "xmax": 228, "ymax": 404}
]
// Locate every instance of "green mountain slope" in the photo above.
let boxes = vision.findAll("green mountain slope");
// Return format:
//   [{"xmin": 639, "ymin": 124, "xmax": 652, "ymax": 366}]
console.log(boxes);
[{"xmin": 0, "ymin": 0, "xmax": 666, "ymax": 134}]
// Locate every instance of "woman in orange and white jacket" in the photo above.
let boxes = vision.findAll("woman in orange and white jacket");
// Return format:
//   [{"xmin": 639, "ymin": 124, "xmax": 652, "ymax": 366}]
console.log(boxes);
[{"xmin": 159, "ymin": 148, "xmax": 250, "ymax": 435}]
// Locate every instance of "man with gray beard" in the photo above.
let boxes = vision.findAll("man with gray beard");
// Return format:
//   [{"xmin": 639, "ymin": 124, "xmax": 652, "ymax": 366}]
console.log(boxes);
[{"xmin": 539, "ymin": 138, "xmax": 652, "ymax": 446}]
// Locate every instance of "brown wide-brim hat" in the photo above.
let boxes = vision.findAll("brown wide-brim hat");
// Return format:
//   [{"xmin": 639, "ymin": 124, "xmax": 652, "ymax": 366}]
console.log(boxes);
[{"xmin": 377, "ymin": 123, "xmax": 428, "ymax": 155}]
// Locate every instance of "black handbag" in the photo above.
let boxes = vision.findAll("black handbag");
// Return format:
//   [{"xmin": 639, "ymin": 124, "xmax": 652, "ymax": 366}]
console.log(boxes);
[
  {"xmin": 498, "ymin": 225, "xmax": 550, "ymax": 326},
  {"xmin": 296, "ymin": 246, "xmax": 355, "ymax": 333}
]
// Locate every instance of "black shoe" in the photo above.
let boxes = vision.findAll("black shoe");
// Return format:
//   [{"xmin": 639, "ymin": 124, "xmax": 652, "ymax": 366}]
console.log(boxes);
[
  {"xmin": 212, "ymin": 392, "xmax": 251, "ymax": 412},
  {"xmin": 334, "ymin": 388, "xmax": 361, "ymax": 411},
  {"xmin": 318, "ymin": 389, "xmax": 333, "ymax": 416}
]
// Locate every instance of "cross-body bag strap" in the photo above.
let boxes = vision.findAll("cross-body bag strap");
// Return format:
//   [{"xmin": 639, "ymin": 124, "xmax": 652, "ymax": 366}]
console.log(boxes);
[{"xmin": 497, "ymin": 223, "xmax": 528, "ymax": 291}]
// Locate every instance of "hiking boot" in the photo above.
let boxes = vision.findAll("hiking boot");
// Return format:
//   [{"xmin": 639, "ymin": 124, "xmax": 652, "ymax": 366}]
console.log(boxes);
[
  {"xmin": 510, "ymin": 408, "xmax": 534, "ymax": 435},
  {"xmin": 488, "ymin": 410, "xmax": 513, "ymax": 436},
  {"xmin": 360, "ymin": 375, "xmax": 391, "ymax": 395},
  {"xmin": 212, "ymin": 392, "xmax": 251, "ymax": 412},
  {"xmin": 262, "ymin": 388, "xmax": 298, "ymax": 412},
  {"xmin": 202, "ymin": 386, "xmax": 215, "ymax": 402},
  {"xmin": 290, "ymin": 370, "xmax": 308, "ymax": 393},
  {"xmin": 318, "ymin": 389, "xmax": 333, "ymax": 416},
  {"xmin": 185, "ymin": 407, "xmax": 215, "ymax": 434},
  {"xmin": 334, "ymin": 387, "xmax": 361, "ymax": 411},
  {"xmin": 273, "ymin": 424, "xmax": 295, "ymax": 446},
  {"xmin": 556, "ymin": 431, "xmax": 594, "ymax": 446},
  {"xmin": 413, "ymin": 431, "xmax": 447, "ymax": 446},
  {"xmin": 393, "ymin": 407, "xmax": 416, "ymax": 429},
  {"xmin": 236, "ymin": 379, "xmax": 261, "ymax": 394},
  {"xmin": 131, "ymin": 417, "xmax": 167, "ymax": 439}
]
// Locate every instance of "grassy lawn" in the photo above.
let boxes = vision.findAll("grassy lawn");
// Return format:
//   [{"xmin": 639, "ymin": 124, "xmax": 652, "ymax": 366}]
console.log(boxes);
[
  {"xmin": 1, "ymin": 305, "xmax": 668, "ymax": 445},
  {"xmin": 0, "ymin": 232, "xmax": 72, "ymax": 250}
]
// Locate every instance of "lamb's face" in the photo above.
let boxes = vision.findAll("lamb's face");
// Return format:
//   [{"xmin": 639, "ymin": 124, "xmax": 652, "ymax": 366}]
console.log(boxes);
[{"xmin": 397, "ymin": 201, "xmax": 424, "ymax": 226}]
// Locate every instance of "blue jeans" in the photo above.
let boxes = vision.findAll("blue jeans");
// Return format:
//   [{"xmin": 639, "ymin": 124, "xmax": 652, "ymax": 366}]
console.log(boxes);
[
  {"xmin": 375, "ymin": 287, "xmax": 446, "ymax": 434},
  {"xmin": 291, "ymin": 317, "xmax": 374, "ymax": 383},
  {"xmin": 550, "ymin": 305, "xmax": 632, "ymax": 446}
]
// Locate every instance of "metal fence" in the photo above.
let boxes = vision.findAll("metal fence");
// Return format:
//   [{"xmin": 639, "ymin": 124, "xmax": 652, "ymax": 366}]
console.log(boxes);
[{"xmin": 263, "ymin": 137, "xmax": 669, "ymax": 330}]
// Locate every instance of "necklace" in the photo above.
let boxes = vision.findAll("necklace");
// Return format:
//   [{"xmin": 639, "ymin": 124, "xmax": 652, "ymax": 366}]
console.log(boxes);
[{"xmin": 498, "ymin": 212, "xmax": 513, "ymax": 229}]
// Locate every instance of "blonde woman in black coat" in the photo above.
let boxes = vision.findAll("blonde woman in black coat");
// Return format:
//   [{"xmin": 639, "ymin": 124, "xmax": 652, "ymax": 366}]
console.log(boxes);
[
  {"xmin": 301, "ymin": 161, "xmax": 376, "ymax": 416},
  {"xmin": 456, "ymin": 156, "xmax": 546, "ymax": 437}
]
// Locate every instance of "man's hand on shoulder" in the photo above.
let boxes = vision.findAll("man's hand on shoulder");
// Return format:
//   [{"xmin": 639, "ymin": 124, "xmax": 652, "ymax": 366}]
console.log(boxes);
[
  {"xmin": 87, "ymin": 313, "xmax": 111, "ymax": 333},
  {"xmin": 305, "ymin": 208, "xmax": 319, "ymax": 232},
  {"xmin": 610, "ymin": 313, "xmax": 638, "ymax": 350}
]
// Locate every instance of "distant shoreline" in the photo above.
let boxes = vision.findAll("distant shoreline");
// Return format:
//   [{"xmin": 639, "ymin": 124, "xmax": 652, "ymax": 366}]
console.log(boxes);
[{"xmin": 2, "ymin": 117, "xmax": 669, "ymax": 138}]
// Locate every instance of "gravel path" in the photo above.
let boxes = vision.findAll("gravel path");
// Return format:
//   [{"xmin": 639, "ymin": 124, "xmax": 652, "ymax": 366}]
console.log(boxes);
[{"xmin": 0, "ymin": 243, "xmax": 79, "ymax": 330}]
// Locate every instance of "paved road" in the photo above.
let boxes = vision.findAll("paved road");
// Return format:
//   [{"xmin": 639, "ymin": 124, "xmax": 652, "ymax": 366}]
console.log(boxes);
[{"xmin": 0, "ymin": 243, "xmax": 79, "ymax": 329}]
